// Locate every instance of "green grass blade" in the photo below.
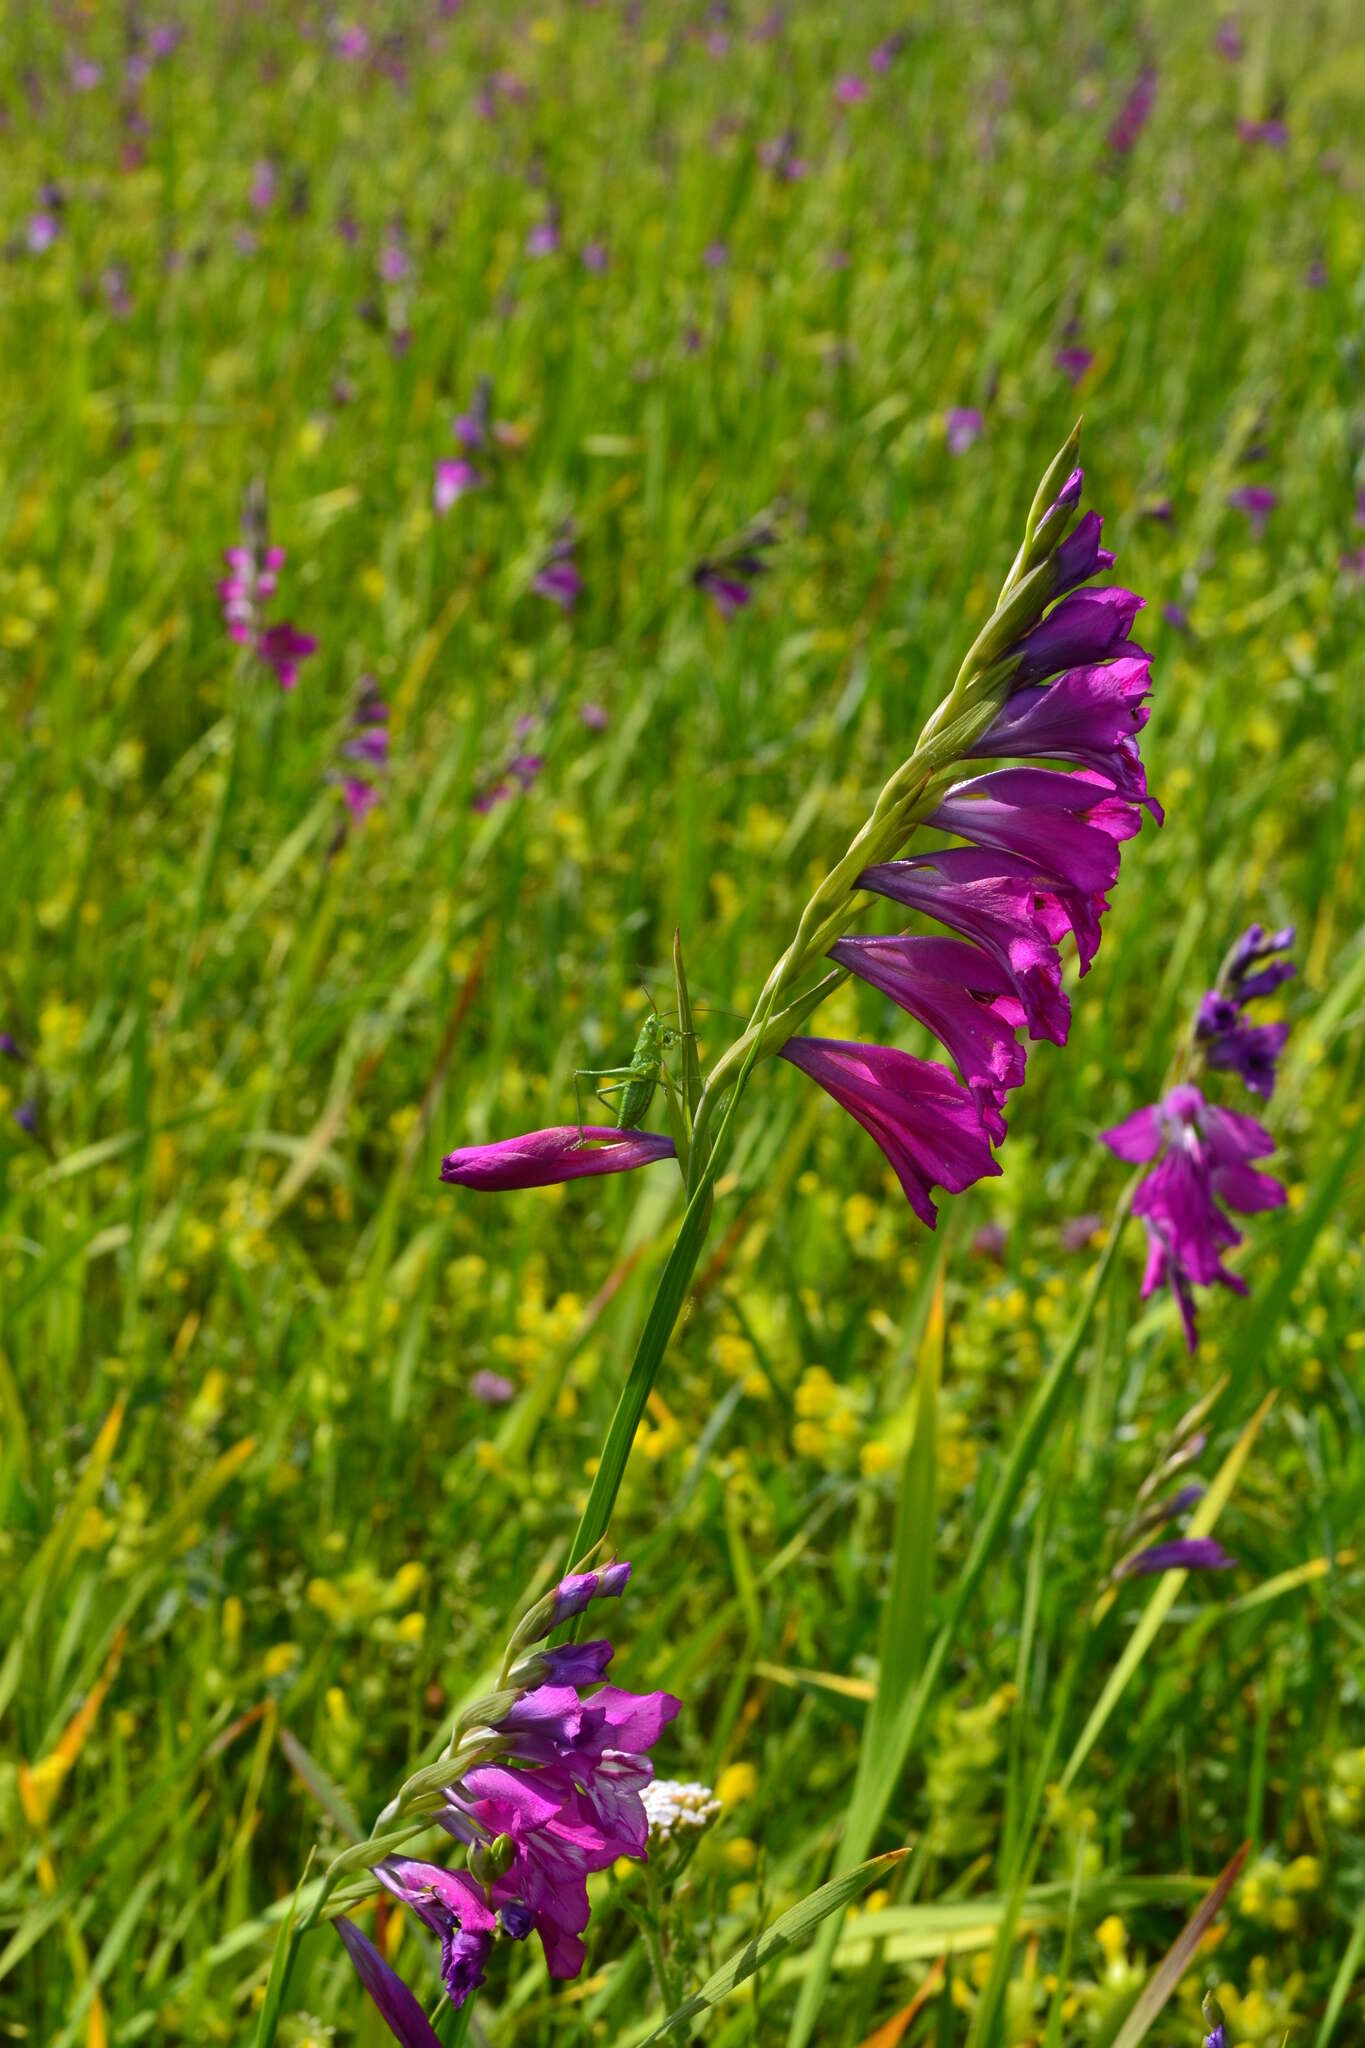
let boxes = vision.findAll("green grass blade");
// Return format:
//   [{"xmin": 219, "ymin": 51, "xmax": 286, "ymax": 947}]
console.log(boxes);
[
  {"xmin": 1104, "ymin": 1844, "xmax": 1249, "ymax": 2048},
  {"xmin": 787, "ymin": 1211, "xmax": 1126, "ymax": 2048},
  {"xmin": 1059, "ymin": 1390, "xmax": 1276, "ymax": 1795},
  {"xmin": 1314, "ymin": 1893, "xmax": 1365, "ymax": 2048},
  {"xmin": 637, "ymin": 1851, "xmax": 905, "ymax": 2045}
]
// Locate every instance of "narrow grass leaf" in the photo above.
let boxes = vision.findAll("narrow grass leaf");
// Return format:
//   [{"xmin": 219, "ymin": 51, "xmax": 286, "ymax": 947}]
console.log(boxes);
[{"xmin": 1104, "ymin": 1843, "xmax": 1249, "ymax": 2048}]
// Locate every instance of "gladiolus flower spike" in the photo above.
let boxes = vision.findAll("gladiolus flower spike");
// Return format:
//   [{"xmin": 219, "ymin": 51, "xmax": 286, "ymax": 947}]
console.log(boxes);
[
  {"xmin": 1100, "ymin": 923, "xmax": 1294, "ymax": 1350},
  {"xmin": 218, "ymin": 480, "xmax": 317, "ymax": 692},
  {"xmin": 439, "ymin": 431, "xmax": 1160, "ymax": 1230},
  {"xmin": 333, "ymin": 1563, "xmax": 677, "ymax": 2032}
]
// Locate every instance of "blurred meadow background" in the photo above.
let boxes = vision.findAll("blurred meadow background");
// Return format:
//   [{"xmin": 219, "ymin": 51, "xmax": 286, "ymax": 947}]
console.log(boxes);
[{"xmin": 3, "ymin": 1, "xmax": 1365, "ymax": 2043}]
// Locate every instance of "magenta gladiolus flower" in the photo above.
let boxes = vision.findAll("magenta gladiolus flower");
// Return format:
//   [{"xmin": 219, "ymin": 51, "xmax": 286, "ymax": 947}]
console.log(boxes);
[
  {"xmin": 858, "ymin": 851, "xmax": 1074, "ymax": 1044},
  {"xmin": 1008, "ymin": 587, "xmax": 1146, "ymax": 686},
  {"xmin": 338, "ymin": 1564, "xmax": 677, "ymax": 2031},
  {"xmin": 970, "ymin": 655, "xmax": 1161, "ymax": 818},
  {"xmin": 780, "ymin": 1039, "xmax": 1001, "ymax": 1227},
  {"xmin": 374, "ymin": 1862, "xmax": 498, "ymax": 2007},
  {"xmin": 829, "ymin": 935, "xmax": 1025, "ymax": 1141},
  {"xmin": 441, "ymin": 1127, "xmax": 674, "ymax": 1191},
  {"xmin": 1102, "ymin": 1083, "xmax": 1286, "ymax": 1350}
]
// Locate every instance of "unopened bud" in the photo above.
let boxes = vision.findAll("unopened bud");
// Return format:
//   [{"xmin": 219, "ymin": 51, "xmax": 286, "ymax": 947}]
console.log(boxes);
[{"xmin": 469, "ymin": 1831, "xmax": 516, "ymax": 1883}]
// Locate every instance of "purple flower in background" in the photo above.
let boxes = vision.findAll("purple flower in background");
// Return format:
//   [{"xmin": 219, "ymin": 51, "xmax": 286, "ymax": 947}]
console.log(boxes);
[
  {"xmin": 1227, "ymin": 484, "xmax": 1277, "ymax": 535},
  {"xmin": 1055, "ymin": 345, "xmax": 1094, "ymax": 386},
  {"xmin": 434, "ymin": 459, "xmax": 483, "ymax": 513},
  {"xmin": 441, "ymin": 1127, "xmax": 674, "ymax": 1192},
  {"xmin": 332, "ymin": 677, "xmax": 390, "ymax": 828},
  {"xmin": 780, "ymin": 1039, "xmax": 1001, "ymax": 1228},
  {"xmin": 335, "ymin": 23, "xmax": 370, "ymax": 59},
  {"xmin": 870, "ymin": 35, "xmax": 906, "ymax": 72},
  {"xmin": 703, "ymin": 240, "xmax": 729, "ymax": 269},
  {"xmin": 580, "ymin": 239, "xmax": 609, "ymax": 273},
  {"xmin": 1237, "ymin": 116, "xmax": 1287, "ymax": 148},
  {"xmin": 580, "ymin": 701, "xmax": 609, "ymax": 730},
  {"xmin": 692, "ymin": 512, "xmax": 779, "ymax": 620},
  {"xmin": 531, "ymin": 525, "xmax": 583, "ymax": 610},
  {"xmin": 70, "ymin": 56, "xmax": 103, "ymax": 91},
  {"xmin": 103, "ymin": 264, "xmax": 133, "ymax": 318},
  {"xmin": 249, "ymin": 159, "xmax": 277, "ymax": 211},
  {"xmin": 833, "ymin": 74, "xmax": 868, "ymax": 104},
  {"xmin": 454, "ymin": 379, "xmax": 492, "ymax": 451},
  {"xmin": 217, "ymin": 486, "xmax": 318, "ymax": 692},
  {"xmin": 945, "ymin": 407, "xmax": 984, "ymax": 454},
  {"xmin": 470, "ymin": 1369, "xmax": 516, "ymax": 1406},
  {"xmin": 379, "ymin": 226, "xmax": 410, "ymax": 284},
  {"xmin": 26, "ymin": 212, "xmax": 60, "ymax": 254},
  {"xmin": 256, "ymin": 622, "xmax": 317, "ymax": 693},
  {"xmin": 1108, "ymin": 66, "xmax": 1158, "ymax": 154},
  {"xmin": 1195, "ymin": 923, "xmax": 1295, "ymax": 1098},
  {"xmin": 1115, "ymin": 1537, "xmax": 1235, "ymax": 1579},
  {"xmin": 527, "ymin": 212, "xmax": 561, "ymax": 257},
  {"xmin": 1215, "ymin": 18, "xmax": 1243, "ymax": 60},
  {"xmin": 758, "ymin": 132, "xmax": 808, "ymax": 181},
  {"xmin": 1102, "ymin": 1083, "xmax": 1286, "ymax": 1350}
]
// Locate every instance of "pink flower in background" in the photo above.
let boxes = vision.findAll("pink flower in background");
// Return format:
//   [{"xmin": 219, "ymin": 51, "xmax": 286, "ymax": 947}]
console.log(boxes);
[{"xmin": 217, "ymin": 485, "xmax": 317, "ymax": 692}]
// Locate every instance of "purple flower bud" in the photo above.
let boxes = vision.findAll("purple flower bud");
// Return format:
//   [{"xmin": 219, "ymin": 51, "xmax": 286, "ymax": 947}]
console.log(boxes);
[
  {"xmin": 1009, "ymin": 587, "xmax": 1146, "ymax": 687},
  {"xmin": 1116, "ymin": 1537, "xmax": 1236, "ymax": 1579},
  {"xmin": 441, "ymin": 1128, "xmax": 672, "ymax": 1192},
  {"xmin": 336, "ymin": 1918, "xmax": 445, "ymax": 2047},
  {"xmin": 1052, "ymin": 510, "xmax": 1116, "ymax": 596}
]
